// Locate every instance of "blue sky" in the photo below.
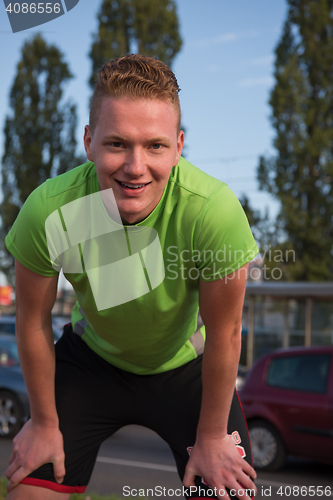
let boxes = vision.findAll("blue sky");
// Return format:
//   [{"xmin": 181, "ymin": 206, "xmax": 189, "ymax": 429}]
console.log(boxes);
[{"xmin": 0, "ymin": 0, "xmax": 288, "ymax": 219}]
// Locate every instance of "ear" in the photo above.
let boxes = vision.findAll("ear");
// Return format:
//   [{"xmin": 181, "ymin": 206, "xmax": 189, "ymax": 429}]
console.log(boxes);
[
  {"xmin": 174, "ymin": 129, "xmax": 185, "ymax": 166},
  {"xmin": 84, "ymin": 125, "xmax": 94, "ymax": 161}
]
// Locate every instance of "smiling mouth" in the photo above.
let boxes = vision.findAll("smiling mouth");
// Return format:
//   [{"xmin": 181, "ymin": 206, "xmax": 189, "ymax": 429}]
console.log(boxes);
[{"xmin": 117, "ymin": 180, "xmax": 151, "ymax": 190}]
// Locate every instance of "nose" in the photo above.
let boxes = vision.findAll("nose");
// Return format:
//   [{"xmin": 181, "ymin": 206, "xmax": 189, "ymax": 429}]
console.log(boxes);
[{"xmin": 123, "ymin": 147, "xmax": 147, "ymax": 178}]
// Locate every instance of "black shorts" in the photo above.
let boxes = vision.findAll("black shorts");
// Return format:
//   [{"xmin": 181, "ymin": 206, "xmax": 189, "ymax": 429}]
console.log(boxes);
[{"xmin": 21, "ymin": 325, "xmax": 253, "ymax": 497}]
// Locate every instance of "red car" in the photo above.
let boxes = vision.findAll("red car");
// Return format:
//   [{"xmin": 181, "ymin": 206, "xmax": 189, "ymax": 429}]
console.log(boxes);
[{"xmin": 238, "ymin": 346, "xmax": 333, "ymax": 471}]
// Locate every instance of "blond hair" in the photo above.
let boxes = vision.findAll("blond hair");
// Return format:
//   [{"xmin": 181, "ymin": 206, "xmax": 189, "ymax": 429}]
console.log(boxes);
[{"xmin": 90, "ymin": 54, "xmax": 181, "ymax": 133}]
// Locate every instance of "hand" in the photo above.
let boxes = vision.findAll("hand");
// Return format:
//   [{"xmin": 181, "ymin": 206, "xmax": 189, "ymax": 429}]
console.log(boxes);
[
  {"xmin": 5, "ymin": 419, "xmax": 66, "ymax": 492},
  {"xmin": 183, "ymin": 434, "xmax": 257, "ymax": 500}
]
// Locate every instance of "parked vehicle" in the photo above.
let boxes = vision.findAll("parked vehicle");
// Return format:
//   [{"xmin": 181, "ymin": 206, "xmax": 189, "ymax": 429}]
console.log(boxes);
[
  {"xmin": 0, "ymin": 334, "xmax": 29, "ymax": 437},
  {"xmin": 0, "ymin": 315, "xmax": 63, "ymax": 341},
  {"xmin": 0, "ymin": 319, "xmax": 65, "ymax": 438},
  {"xmin": 235, "ymin": 365, "xmax": 248, "ymax": 391},
  {"xmin": 238, "ymin": 346, "xmax": 333, "ymax": 471}
]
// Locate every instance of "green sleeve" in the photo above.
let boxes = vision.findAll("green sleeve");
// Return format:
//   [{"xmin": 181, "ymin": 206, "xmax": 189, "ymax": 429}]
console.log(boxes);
[
  {"xmin": 195, "ymin": 185, "xmax": 259, "ymax": 281},
  {"xmin": 5, "ymin": 183, "xmax": 59, "ymax": 277}
]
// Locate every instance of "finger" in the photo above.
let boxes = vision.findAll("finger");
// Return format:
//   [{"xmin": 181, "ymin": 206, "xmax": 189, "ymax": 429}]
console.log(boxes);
[
  {"xmin": 183, "ymin": 467, "xmax": 196, "ymax": 488},
  {"xmin": 232, "ymin": 482, "xmax": 256, "ymax": 500},
  {"xmin": 8, "ymin": 449, "xmax": 16, "ymax": 466},
  {"xmin": 242, "ymin": 461, "xmax": 257, "ymax": 479},
  {"xmin": 238, "ymin": 472, "xmax": 257, "ymax": 492},
  {"xmin": 6, "ymin": 467, "xmax": 27, "ymax": 493},
  {"xmin": 229, "ymin": 484, "xmax": 251, "ymax": 500},
  {"xmin": 238, "ymin": 486, "xmax": 256, "ymax": 500},
  {"xmin": 218, "ymin": 487, "xmax": 230, "ymax": 500},
  {"xmin": 52, "ymin": 454, "xmax": 66, "ymax": 484},
  {"xmin": 5, "ymin": 460, "xmax": 20, "ymax": 480},
  {"xmin": 242, "ymin": 488, "xmax": 256, "ymax": 500},
  {"xmin": 241, "ymin": 463, "xmax": 257, "ymax": 481}
]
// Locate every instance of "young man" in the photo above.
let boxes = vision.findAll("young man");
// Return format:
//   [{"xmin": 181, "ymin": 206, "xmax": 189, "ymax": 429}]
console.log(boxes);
[{"xmin": 5, "ymin": 54, "xmax": 258, "ymax": 500}]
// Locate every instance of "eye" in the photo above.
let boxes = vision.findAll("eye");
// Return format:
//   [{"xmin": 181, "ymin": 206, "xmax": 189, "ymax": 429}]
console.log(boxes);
[
  {"xmin": 151, "ymin": 144, "xmax": 162, "ymax": 150},
  {"xmin": 110, "ymin": 142, "xmax": 123, "ymax": 148}
]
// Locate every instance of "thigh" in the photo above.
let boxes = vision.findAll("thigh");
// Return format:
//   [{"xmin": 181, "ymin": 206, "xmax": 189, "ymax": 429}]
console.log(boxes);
[
  {"xmin": 139, "ymin": 356, "xmax": 253, "ymax": 498},
  {"xmin": 7, "ymin": 483, "xmax": 70, "ymax": 500}
]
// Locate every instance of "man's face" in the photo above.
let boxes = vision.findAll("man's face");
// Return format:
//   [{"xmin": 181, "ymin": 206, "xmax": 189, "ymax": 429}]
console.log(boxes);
[{"xmin": 84, "ymin": 96, "xmax": 184, "ymax": 224}]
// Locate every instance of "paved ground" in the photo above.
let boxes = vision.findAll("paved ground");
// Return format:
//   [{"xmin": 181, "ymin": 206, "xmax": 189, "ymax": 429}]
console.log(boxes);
[{"xmin": 1, "ymin": 425, "xmax": 332, "ymax": 499}]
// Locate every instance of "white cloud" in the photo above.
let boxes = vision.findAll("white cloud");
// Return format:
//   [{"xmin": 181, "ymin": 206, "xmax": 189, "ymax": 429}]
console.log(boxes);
[
  {"xmin": 194, "ymin": 30, "xmax": 259, "ymax": 48},
  {"xmin": 237, "ymin": 76, "xmax": 274, "ymax": 88}
]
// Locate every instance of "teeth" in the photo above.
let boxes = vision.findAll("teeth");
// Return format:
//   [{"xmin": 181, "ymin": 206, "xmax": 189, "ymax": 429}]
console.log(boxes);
[{"xmin": 120, "ymin": 182, "xmax": 147, "ymax": 189}]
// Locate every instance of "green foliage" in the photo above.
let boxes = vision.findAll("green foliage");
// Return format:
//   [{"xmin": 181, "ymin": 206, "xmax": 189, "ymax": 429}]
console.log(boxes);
[
  {"xmin": 239, "ymin": 194, "xmax": 263, "ymax": 233},
  {"xmin": 257, "ymin": 0, "xmax": 333, "ymax": 281},
  {"xmin": 0, "ymin": 34, "xmax": 81, "ymax": 282},
  {"xmin": 239, "ymin": 194, "xmax": 274, "ymax": 253},
  {"xmin": 0, "ymin": 478, "xmax": 6, "ymax": 500},
  {"xmin": 89, "ymin": 0, "xmax": 182, "ymax": 88},
  {"xmin": 69, "ymin": 494, "xmax": 132, "ymax": 500}
]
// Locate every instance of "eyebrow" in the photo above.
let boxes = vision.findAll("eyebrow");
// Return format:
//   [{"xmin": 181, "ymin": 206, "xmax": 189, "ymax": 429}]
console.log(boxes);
[
  {"xmin": 101, "ymin": 135, "xmax": 171, "ymax": 143},
  {"xmin": 148, "ymin": 137, "xmax": 171, "ymax": 143},
  {"xmin": 101, "ymin": 135, "xmax": 126, "ymax": 142}
]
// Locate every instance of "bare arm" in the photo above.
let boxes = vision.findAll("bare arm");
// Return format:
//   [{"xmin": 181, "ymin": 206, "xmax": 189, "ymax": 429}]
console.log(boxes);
[
  {"xmin": 183, "ymin": 264, "xmax": 257, "ymax": 500},
  {"xmin": 6, "ymin": 260, "xmax": 65, "ymax": 492}
]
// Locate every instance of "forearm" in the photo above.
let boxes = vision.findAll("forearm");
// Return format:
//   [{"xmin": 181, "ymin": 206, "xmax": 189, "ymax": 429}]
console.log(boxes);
[
  {"xmin": 14, "ymin": 260, "xmax": 60, "ymax": 427},
  {"xmin": 16, "ymin": 312, "xmax": 59, "ymax": 426},
  {"xmin": 196, "ymin": 325, "xmax": 241, "ymax": 441},
  {"xmin": 183, "ymin": 266, "xmax": 257, "ymax": 497},
  {"xmin": 6, "ymin": 262, "xmax": 65, "ymax": 491}
]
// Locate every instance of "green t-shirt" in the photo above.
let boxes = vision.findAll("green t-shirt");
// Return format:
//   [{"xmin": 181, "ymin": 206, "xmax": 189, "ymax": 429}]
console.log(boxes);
[{"xmin": 6, "ymin": 158, "xmax": 258, "ymax": 374}]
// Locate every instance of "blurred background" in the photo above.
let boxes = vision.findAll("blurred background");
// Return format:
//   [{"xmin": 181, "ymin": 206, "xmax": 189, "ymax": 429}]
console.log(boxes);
[
  {"xmin": 0, "ymin": 1, "xmax": 333, "ymax": 494},
  {"xmin": 0, "ymin": 0, "xmax": 332, "ymax": 367}
]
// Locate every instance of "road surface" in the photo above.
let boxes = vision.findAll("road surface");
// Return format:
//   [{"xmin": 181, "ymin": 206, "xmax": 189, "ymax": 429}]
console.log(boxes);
[{"xmin": 1, "ymin": 425, "xmax": 332, "ymax": 499}]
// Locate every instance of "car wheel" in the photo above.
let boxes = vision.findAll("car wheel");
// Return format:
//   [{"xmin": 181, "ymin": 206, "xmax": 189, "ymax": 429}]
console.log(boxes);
[
  {"xmin": 248, "ymin": 420, "xmax": 286, "ymax": 471},
  {"xmin": 0, "ymin": 390, "xmax": 23, "ymax": 438}
]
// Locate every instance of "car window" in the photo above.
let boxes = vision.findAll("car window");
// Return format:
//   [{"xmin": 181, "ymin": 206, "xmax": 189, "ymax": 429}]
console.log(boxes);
[
  {"xmin": 267, "ymin": 354, "xmax": 331, "ymax": 394},
  {"xmin": 0, "ymin": 318, "xmax": 62, "ymax": 341},
  {"xmin": 0, "ymin": 340, "xmax": 20, "ymax": 367},
  {"xmin": 0, "ymin": 322, "xmax": 16, "ymax": 334}
]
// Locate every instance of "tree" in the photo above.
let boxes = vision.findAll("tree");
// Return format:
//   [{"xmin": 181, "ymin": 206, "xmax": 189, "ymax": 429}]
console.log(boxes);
[
  {"xmin": 239, "ymin": 194, "xmax": 272, "ymax": 250},
  {"xmin": 258, "ymin": 0, "xmax": 333, "ymax": 281},
  {"xmin": 89, "ymin": 0, "xmax": 182, "ymax": 89},
  {"xmin": 1, "ymin": 34, "xmax": 80, "ymax": 282}
]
